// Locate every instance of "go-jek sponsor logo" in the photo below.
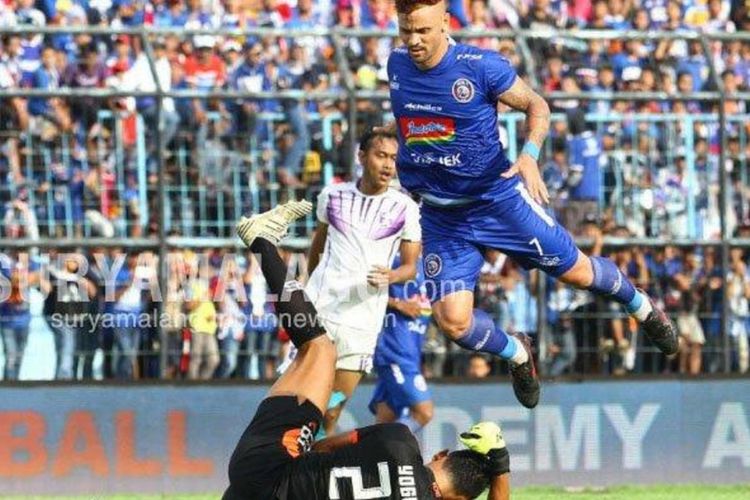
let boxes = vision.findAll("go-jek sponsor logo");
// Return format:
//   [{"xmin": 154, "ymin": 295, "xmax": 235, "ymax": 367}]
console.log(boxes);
[
  {"xmin": 398, "ymin": 117, "xmax": 456, "ymax": 145},
  {"xmin": 409, "ymin": 151, "xmax": 463, "ymax": 167}
]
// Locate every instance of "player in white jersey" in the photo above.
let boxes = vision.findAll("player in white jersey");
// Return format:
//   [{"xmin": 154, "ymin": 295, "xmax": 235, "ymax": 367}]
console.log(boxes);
[{"xmin": 306, "ymin": 128, "xmax": 422, "ymax": 436}]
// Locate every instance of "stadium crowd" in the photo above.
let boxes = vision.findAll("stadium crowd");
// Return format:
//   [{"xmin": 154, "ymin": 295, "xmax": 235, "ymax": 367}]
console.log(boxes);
[
  {"xmin": 1, "ymin": 0, "xmax": 750, "ymax": 381},
  {"xmin": 1, "ymin": 236, "xmax": 750, "ymax": 381},
  {"xmin": 1, "ymin": 0, "xmax": 750, "ymax": 239}
]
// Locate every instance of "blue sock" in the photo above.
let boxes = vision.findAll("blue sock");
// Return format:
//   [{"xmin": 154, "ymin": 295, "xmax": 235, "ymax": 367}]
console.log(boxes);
[
  {"xmin": 454, "ymin": 309, "xmax": 516, "ymax": 359},
  {"xmin": 587, "ymin": 256, "xmax": 637, "ymax": 305},
  {"xmin": 397, "ymin": 414, "xmax": 424, "ymax": 434},
  {"xmin": 327, "ymin": 391, "xmax": 347, "ymax": 410},
  {"xmin": 625, "ymin": 291, "xmax": 643, "ymax": 314}
]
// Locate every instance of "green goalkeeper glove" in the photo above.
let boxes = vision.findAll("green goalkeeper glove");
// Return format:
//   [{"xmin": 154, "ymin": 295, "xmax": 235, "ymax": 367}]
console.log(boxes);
[{"xmin": 459, "ymin": 422, "xmax": 510, "ymax": 476}]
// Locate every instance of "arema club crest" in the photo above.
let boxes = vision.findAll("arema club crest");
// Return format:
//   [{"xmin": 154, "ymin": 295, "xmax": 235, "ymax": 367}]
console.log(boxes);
[
  {"xmin": 424, "ymin": 253, "xmax": 443, "ymax": 278},
  {"xmin": 451, "ymin": 78, "xmax": 474, "ymax": 103}
]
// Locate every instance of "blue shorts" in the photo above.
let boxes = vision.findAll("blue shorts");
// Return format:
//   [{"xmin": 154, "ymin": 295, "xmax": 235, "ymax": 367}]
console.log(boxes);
[
  {"xmin": 422, "ymin": 182, "xmax": 579, "ymax": 301},
  {"xmin": 368, "ymin": 364, "xmax": 432, "ymax": 417}
]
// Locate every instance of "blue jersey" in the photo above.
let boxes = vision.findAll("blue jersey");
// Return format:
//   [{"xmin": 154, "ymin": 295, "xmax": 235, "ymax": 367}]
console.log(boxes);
[
  {"xmin": 568, "ymin": 131, "xmax": 602, "ymax": 201},
  {"xmin": 388, "ymin": 42, "xmax": 518, "ymax": 205},
  {"xmin": 373, "ymin": 255, "xmax": 430, "ymax": 373}
]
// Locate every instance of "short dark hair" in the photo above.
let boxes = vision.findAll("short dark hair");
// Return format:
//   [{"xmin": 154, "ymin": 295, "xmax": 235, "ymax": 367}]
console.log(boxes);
[
  {"xmin": 567, "ymin": 108, "xmax": 589, "ymax": 135},
  {"xmin": 359, "ymin": 127, "xmax": 398, "ymax": 153},
  {"xmin": 395, "ymin": 0, "xmax": 444, "ymax": 14},
  {"xmin": 443, "ymin": 450, "xmax": 490, "ymax": 499}
]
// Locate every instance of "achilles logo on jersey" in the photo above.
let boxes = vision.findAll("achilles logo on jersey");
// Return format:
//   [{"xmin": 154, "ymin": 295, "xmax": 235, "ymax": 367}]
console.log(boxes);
[
  {"xmin": 404, "ymin": 102, "xmax": 443, "ymax": 112},
  {"xmin": 424, "ymin": 254, "xmax": 442, "ymax": 278},
  {"xmin": 451, "ymin": 78, "xmax": 475, "ymax": 103},
  {"xmin": 399, "ymin": 117, "xmax": 456, "ymax": 145}
]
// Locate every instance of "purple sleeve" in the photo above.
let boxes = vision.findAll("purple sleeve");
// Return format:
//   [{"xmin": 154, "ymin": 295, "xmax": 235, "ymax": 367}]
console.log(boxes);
[{"xmin": 484, "ymin": 52, "xmax": 517, "ymax": 99}]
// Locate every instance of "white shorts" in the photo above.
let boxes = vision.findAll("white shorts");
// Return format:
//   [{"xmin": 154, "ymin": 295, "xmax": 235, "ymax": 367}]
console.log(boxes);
[
  {"xmin": 321, "ymin": 317, "xmax": 379, "ymax": 373},
  {"xmin": 677, "ymin": 313, "xmax": 705, "ymax": 345}
]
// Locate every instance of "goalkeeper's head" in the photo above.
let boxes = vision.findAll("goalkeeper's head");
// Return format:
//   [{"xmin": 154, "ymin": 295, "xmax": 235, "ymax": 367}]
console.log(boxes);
[{"xmin": 426, "ymin": 449, "xmax": 491, "ymax": 500}]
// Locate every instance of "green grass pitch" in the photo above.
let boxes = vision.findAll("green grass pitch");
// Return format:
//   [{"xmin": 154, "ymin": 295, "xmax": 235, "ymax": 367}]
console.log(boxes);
[{"xmin": 3, "ymin": 485, "xmax": 750, "ymax": 500}]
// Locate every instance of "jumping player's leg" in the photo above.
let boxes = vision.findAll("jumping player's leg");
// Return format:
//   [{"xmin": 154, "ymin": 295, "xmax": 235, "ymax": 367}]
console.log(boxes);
[
  {"xmin": 422, "ymin": 235, "xmax": 540, "ymax": 408},
  {"xmin": 557, "ymin": 250, "xmax": 642, "ymax": 314},
  {"xmin": 556, "ymin": 250, "xmax": 677, "ymax": 354},
  {"xmin": 431, "ymin": 291, "xmax": 527, "ymax": 365},
  {"xmin": 423, "ymin": 239, "xmax": 526, "ymax": 363},
  {"xmin": 497, "ymin": 184, "xmax": 678, "ymax": 355}
]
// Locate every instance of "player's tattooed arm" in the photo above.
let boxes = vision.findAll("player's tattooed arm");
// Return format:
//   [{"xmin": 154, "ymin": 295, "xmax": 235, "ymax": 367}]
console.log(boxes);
[
  {"xmin": 497, "ymin": 77, "xmax": 551, "ymax": 148},
  {"xmin": 497, "ymin": 77, "xmax": 551, "ymax": 203}
]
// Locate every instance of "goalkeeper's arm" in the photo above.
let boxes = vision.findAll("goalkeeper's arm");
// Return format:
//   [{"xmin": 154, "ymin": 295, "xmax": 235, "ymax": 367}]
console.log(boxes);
[
  {"xmin": 485, "ymin": 446, "xmax": 510, "ymax": 500},
  {"xmin": 488, "ymin": 472, "xmax": 510, "ymax": 500}
]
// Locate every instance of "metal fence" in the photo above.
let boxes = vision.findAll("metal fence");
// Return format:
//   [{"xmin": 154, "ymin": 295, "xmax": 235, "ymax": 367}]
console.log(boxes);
[{"xmin": 2, "ymin": 26, "xmax": 750, "ymax": 379}]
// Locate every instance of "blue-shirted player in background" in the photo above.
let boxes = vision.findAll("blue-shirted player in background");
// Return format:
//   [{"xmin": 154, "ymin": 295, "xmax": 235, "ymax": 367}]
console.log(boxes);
[
  {"xmin": 382, "ymin": 0, "xmax": 679, "ymax": 409},
  {"xmin": 565, "ymin": 109, "xmax": 604, "ymax": 228},
  {"xmin": 369, "ymin": 253, "xmax": 434, "ymax": 433}
]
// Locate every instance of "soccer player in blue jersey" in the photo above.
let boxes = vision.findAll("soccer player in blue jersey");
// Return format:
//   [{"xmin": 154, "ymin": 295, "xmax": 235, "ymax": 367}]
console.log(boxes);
[
  {"xmin": 370, "ymin": 253, "xmax": 434, "ymax": 433},
  {"xmin": 382, "ymin": 0, "xmax": 679, "ymax": 409}
]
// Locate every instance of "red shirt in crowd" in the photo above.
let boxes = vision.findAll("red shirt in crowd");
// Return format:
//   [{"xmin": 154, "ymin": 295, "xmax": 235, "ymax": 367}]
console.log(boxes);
[{"xmin": 184, "ymin": 55, "xmax": 226, "ymax": 90}]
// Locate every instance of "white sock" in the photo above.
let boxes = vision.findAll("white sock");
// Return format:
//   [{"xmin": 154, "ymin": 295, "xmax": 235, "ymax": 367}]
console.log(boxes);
[
  {"xmin": 630, "ymin": 292, "xmax": 653, "ymax": 322},
  {"xmin": 510, "ymin": 336, "xmax": 529, "ymax": 366}
]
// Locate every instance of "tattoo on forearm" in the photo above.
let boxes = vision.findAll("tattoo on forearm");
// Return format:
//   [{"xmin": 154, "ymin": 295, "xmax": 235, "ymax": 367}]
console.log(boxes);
[
  {"xmin": 526, "ymin": 104, "xmax": 550, "ymax": 147},
  {"xmin": 498, "ymin": 78, "xmax": 550, "ymax": 148}
]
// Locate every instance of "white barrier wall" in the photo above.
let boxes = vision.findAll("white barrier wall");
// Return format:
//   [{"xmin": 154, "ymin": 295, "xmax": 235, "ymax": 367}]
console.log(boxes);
[{"xmin": 1, "ymin": 379, "xmax": 749, "ymax": 495}]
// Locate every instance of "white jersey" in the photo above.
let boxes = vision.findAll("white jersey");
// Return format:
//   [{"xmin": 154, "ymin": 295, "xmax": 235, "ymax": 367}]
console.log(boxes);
[{"xmin": 306, "ymin": 182, "xmax": 421, "ymax": 333}]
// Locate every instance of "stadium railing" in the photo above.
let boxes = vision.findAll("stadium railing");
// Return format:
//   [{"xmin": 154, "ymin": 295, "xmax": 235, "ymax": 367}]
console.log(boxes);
[{"xmin": 1, "ymin": 25, "xmax": 750, "ymax": 379}]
